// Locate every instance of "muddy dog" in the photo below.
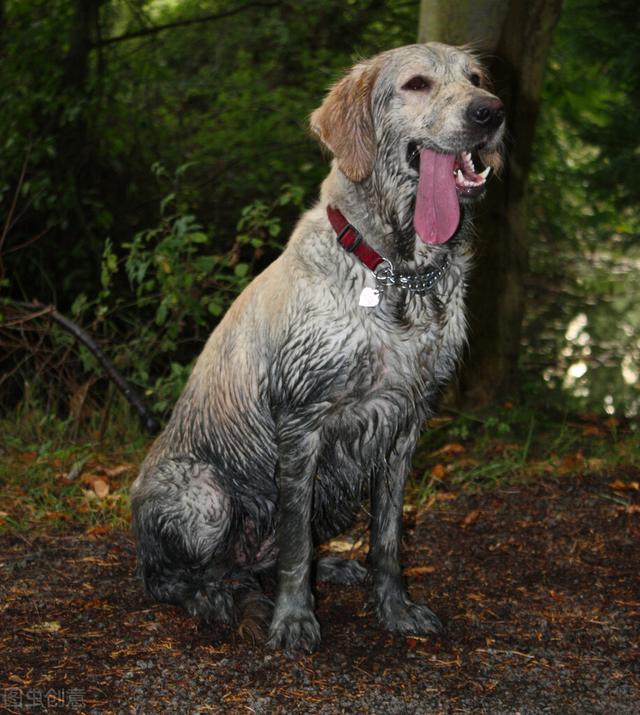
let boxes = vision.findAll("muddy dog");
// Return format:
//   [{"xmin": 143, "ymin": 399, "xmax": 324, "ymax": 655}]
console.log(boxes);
[{"xmin": 131, "ymin": 43, "xmax": 505, "ymax": 654}]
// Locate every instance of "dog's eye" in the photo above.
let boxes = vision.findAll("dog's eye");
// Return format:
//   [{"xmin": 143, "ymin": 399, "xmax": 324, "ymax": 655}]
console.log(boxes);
[
  {"xmin": 402, "ymin": 76, "xmax": 432, "ymax": 92},
  {"xmin": 469, "ymin": 73, "xmax": 481, "ymax": 87}
]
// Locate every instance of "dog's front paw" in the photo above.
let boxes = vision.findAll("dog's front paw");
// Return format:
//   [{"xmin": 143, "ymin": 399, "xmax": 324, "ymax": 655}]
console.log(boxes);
[
  {"xmin": 266, "ymin": 609, "xmax": 321, "ymax": 655},
  {"xmin": 376, "ymin": 592, "xmax": 443, "ymax": 636}
]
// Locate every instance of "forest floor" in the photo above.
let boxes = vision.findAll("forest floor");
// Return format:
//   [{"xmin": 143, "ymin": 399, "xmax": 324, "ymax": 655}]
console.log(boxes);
[{"xmin": 1, "ymin": 467, "xmax": 639, "ymax": 714}]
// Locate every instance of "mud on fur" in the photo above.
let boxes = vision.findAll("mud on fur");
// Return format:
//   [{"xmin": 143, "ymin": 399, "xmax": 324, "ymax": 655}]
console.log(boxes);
[{"xmin": 130, "ymin": 42, "xmax": 505, "ymax": 655}]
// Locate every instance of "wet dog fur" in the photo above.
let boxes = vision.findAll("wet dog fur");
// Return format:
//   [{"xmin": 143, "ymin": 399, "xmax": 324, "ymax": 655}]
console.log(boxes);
[{"xmin": 130, "ymin": 43, "xmax": 505, "ymax": 655}]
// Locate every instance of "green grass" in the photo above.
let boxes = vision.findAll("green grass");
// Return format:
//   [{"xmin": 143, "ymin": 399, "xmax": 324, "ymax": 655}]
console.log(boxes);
[
  {"xmin": 408, "ymin": 402, "xmax": 639, "ymax": 506},
  {"xmin": 1, "ymin": 400, "xmax": 638, "ymax": 533},
  {"xmin": 0, "ymin": 405, "xmax": 150, "ymax": 534}
]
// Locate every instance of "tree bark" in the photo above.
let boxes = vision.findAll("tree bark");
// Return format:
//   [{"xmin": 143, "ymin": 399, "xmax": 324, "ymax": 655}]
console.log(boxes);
[
  {"xmin": 419, "ymin": 0, "xmax": 563, "ymax": 405},
  {"xmin": 63, "ymin": 0, "xmax": 100, "ymax": 93}
]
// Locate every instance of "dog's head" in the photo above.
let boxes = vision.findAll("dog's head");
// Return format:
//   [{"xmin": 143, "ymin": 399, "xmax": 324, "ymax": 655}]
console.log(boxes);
[{"xmin": 311, "ymin": 43, "xmax": 505, "ymax": 245}]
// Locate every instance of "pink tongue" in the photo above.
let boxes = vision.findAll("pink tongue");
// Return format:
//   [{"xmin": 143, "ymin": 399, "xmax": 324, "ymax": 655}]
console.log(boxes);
[{"xmin": 414, "ymin": 149, "xmax": 460, "ymax": 244}]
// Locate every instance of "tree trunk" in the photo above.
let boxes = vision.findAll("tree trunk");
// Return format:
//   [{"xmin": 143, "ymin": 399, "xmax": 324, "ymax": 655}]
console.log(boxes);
[
  {"xmin": 63, "ymin": 0, "xmax": 100, "ymax": 93},
  {"xmin": 56, "ymin": 0, "xmax": 102, "ymax": 244},
  {"xmin": 419, "ymin": 0, "xmax": 563, "ymax": 405}
]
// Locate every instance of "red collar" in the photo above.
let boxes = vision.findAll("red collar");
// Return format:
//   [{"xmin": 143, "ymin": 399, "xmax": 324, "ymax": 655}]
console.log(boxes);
[
  {"xmin": 326, "ymin": 205, "xmax": 450, "ymax": 296},
  {"xmin": 326, "ymin": 205, "xmax": 387, "ymax": 273}
]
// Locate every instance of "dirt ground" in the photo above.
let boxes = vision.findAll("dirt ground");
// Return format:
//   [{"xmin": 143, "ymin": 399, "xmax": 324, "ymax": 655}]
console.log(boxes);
[{"xmin": 1, "ymin": 470, "xmax": 639, "ymax": 714}]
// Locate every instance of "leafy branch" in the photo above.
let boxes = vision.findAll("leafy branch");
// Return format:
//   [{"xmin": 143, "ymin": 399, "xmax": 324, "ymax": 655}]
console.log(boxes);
[{"xmin": 93, "ymin": 1, "xmax": 281, "ymax": 48}]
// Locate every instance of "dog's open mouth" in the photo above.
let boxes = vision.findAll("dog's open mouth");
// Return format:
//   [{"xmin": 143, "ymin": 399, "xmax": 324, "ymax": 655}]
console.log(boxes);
[
  {"xmin": 407, "ymin": 142, "xmax": 492, "ymax": 245},
  {"xmin": 453, "ymin": 151, "xmax": 492, "ymax": 199}
]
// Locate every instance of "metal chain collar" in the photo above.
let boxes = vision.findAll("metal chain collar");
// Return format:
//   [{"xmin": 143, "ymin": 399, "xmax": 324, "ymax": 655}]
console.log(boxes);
[{"xmin": 374, "ymin": 258, "xmax": 449, "ymax": 296}]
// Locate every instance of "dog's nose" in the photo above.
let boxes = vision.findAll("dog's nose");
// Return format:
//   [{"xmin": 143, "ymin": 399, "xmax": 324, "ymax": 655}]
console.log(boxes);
[{"xmin": 466, "ymin": 97, "xmax": 505, "ymax": 131}]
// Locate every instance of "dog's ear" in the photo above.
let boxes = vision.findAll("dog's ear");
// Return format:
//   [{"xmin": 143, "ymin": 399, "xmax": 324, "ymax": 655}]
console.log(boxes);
[{"xmin": 310, "ymin": 60, "xmax": 380, "ymax": 183}]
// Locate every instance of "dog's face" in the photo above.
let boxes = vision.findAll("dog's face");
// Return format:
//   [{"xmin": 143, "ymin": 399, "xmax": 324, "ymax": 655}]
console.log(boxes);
[{"xmin": 311, "ymin": 43, "xmax": 505, "ymax": 245}]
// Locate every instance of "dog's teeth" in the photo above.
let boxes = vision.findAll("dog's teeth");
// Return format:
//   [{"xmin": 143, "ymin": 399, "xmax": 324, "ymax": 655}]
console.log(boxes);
[
  {"xmin": 456, "ymin": 169, "xmax": 465, "ymax": 184},
  {"xmin": 479, "ymin": 166, "xmax": 492, "ymax": 181},
  {"xmin": 462, "ymin": 152, "xmax": 474, "ymax": 172}
]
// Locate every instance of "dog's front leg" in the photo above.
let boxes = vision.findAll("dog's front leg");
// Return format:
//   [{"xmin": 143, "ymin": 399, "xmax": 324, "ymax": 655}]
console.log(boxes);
[
  {"xmin": 267, "ymin": 432, "xmax": 321, "ymax": 655},
  {"xmin": 369, "ymin": 433, "xmax": 443, "ymax": 636}
]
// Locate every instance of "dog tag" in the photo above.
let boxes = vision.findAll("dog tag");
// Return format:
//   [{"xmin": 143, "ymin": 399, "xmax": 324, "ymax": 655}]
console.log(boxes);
[{"xmin": 359, "ymin": 286, "xmax": 380, "ymax": 307}]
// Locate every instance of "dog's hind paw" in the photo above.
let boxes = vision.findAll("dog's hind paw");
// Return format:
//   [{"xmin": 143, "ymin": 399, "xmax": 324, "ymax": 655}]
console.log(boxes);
[
  {"xmin": 316, "ymin": 556, "xmax": 368, "ymax": 585},
  {"xmin": 266, "ymin": 609, "xmax": 321, "ymax": 656},
  {"xmin": 185, "ymin": 587, "xmax": 236, "ymax": 624},
  {"xmin": 377, "ymin": 595, "xmax": 444, "ymax": 636},
  {"xmin": 237, "ymin": 590, "xmax": 273, "ymax": 644}
]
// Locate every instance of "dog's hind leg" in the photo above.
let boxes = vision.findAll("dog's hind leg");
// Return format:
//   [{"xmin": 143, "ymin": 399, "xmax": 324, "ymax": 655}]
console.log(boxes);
[{"xmin": 131, "ymin": 457, "xmax": 239, "ymax": 624}]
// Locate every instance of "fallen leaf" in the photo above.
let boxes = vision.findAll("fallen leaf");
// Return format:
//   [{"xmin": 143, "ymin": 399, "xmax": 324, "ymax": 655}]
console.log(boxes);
[
  {"xmin": 431, "ymin": 463, "xmax": 446, "ymax": 479},
  {"xmin": 432, "ymin": 442, "xmax": 466, "ymax": 457},
  {"xmin": 92, "ymin": 478, "xmax": 110, "ymax": 499},
  {"xmin": 104, "ymin": 463, "xmax": 135, "ymax": 478},
  {"xmin": 437, "ymin": 491, "xmax": 457, "ymax": 502},
  {"xmin": 404, "ymin": 565, "xmax": 436, "ymax": 576},
  {"xmin": 558, "ymin": 452, "xmax": 584, "ymax": 475},
  {"xmin": 460, "ymin": 508, "xmax": 481, "ymax": 528},
  {"xmin": 42, "ymin": 511, "xmax": 70, "ymax": 521},
  {"xmin": 81, "ymin": 473, "xmax": 111, "ymax": 499},
  {"xmin": 427, "ymin": 416, "xmax": 454, "ymax": 427},
  {"xmin": 549, "ymin": 590, "xmax": 564, "ymax": 603},
  {"xmin": 610, "ymin": 480, "xmax": 639, "ymax": 491},
  {"xmin": 325, "ymin": 537, "xmax": 366, "ymax": 553},
  {"xmin": 24, "ymin": 621, "xmax": 61, "ymax": 634},
  {"xmin": 86, "ymin": 524, "xmax": 112, "ymax": 536}
]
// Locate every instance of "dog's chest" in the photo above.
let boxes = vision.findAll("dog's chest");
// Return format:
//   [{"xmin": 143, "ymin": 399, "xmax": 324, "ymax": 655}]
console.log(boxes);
[
  {"xmin": 345, "ymin": 291, "xmax": 464, "ymax": 390},
  {"xmin": 323, "ymin": 304, "xmax": 458, "ymax": 427}
]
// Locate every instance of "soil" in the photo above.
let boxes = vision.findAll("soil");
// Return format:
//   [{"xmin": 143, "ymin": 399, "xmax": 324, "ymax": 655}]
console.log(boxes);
[{"xmin": 1, "ymin": 470, "xmax": 639, "ymax": 714}]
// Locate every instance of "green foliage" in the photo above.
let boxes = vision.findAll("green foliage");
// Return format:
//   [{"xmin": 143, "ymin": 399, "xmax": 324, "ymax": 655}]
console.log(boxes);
[
  {"xmin": 0, "ymin": 0, "xmax": 417, "ymax": 420},
  {"xmin": 91, "ymin": 175, "xmax": 303, "ymax": 411},
  {"xmin": 526, "ymin": 0, "xmax": 640, "ymax": 418},
  {"xmin": 410, "ymin": 403, "xmax": 638, "ymax": 505},
  {"xmin": 0, "ymin": 0, "xmax": 638, "ymax": 427},
  {"xmin": 0, "ymin": 404, "xmax": 148, "ymax": 533}
]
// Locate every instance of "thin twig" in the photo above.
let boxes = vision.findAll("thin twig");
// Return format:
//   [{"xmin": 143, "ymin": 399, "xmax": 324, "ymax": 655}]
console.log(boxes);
[
  {"xmin": 0, "ymin": 146, "xmax": 31, "ymax": 276},
  {"xmin": 9, "ymin": 301, "xmax": 161, "ymax": 434},
  {"xmin": 476, "ymin": 648, "xmax": 536, "ymax": 660},
  {"xmin": 1, "ymin": 304, "xmax": 54, "ymax": 327},
  {"xmin": 2, "ymin": 227, "xmax": 50, "ymax": 256}
]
